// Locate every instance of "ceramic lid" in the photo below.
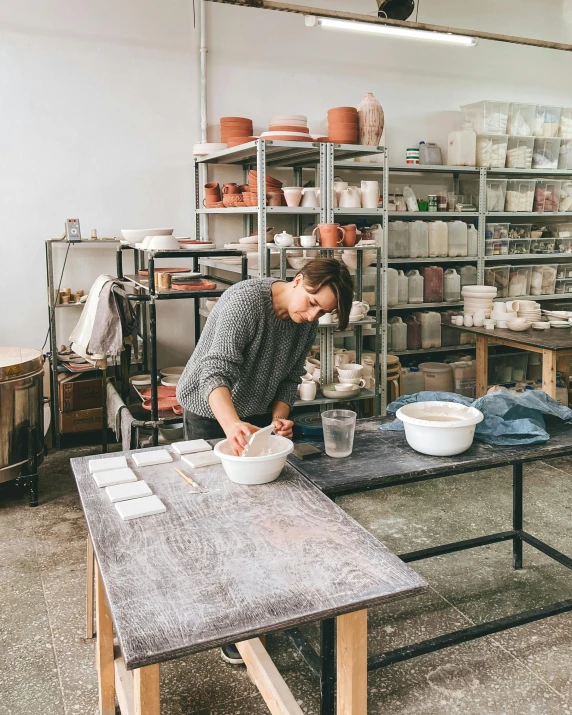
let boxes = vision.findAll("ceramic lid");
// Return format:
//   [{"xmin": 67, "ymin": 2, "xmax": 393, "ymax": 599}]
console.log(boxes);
[{"xmin": 0, "ymin": 347, "xmax": 44, "ymax": 382}]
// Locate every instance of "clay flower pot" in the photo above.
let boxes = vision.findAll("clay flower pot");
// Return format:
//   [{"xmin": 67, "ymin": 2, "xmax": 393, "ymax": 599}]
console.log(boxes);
[
  {"xmin": 220, "ymin": 116, "xmax": 253, "ymax": 123},
  {"xmin": 269, "ymin": 125, "xmax": 310, "ymax": 133}
]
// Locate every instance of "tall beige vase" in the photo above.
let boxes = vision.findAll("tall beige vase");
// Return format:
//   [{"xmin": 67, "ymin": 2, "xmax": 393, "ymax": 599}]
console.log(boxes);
[{"xmin": 357, "ymin": 92, "xmax": 384, "ymax": 146}]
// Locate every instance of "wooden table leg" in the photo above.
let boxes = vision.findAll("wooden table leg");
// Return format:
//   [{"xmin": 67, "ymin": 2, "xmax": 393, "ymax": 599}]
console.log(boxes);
[
  {"xmin": 134, "ymin": 664, "xmax": 160, "ymax": 715},
  {"xmin": 336, "ymin": 610, "xmax": 367, "ymax": 715},
  {"xmin": 86, "ymin": 536, "xmax": 95, "ymax": 639},
  {"xmin": 96, "ymin": 563, "xmax": 115, "ymax": 715},
  {"xmin": 475, "ymin": 335, "xmax": 489, "ymax": 397},
  {"xmin": 557, "ymin": 354, "xmax": 571, "ymax": 406},
  {"xmin": 542, "ymin": 350, "xmax": 557, "ymax": 399}
]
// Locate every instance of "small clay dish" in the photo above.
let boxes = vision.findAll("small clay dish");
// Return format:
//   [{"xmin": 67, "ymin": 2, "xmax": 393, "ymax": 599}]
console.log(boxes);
[
  {"xmin": 269, "ymin": 125, "xmax": 310, "ymax": 133},
  {"xmin": 205, "ymin": 200, "xmax": 225, "ymax": 209},
  {"xmin": 223, "ymin": 194, "xmax": 245, "ymax": 207},
  {"xmin": 142, "ymin": 396, "xmax": 180, "ymax": 412},
  {"xmin": 139, "ymin": 386, "xmax": 177, "ymax": 399}
]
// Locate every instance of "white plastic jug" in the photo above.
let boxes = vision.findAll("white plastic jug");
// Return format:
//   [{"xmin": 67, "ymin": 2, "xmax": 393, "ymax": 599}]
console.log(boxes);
[
  {"xmin": 397, "ymin": 270, "xmax": 408, "ymax": 304},
  {"xmin": 447, "ymin": 120, "xmax": 477, "ymax": 166},
  {"xmin": 419, "ymin": 362, "xmax": 454, "ymax": 391},
  {"xmin": 406, "ymin": 270, "xmax": 424, "ymax": 304},
  {"xmin": 467, "ymin": 225, "xmax": 478, "ymax": 256},
  {"xmin": 416, "ymin": 312, "xmax": 442, "ymax": 349},
  {"xmin": 448, "ymin": 221, "xmax": 468, "ymax": 257},
  {"xmin": 403, "ymin": 185, "xmax": 419, "ymax": 212},
  {"xmin": 444, "ymin": 268, "xmax": 461, "ymax": 302},
  {"xmin": 409, "ymin": 221, "xmax": 429, "ymax": 258},
  {"xmin": 387, "ymin": 267, "xmax": 399, "ymax": 306},
  {"xmin": 389, "ymin": 317, "xmax": 407, "ymax": 352},
  {"xmin": 460, "ymin": 265, "xmax": 477, "ymax": 288},
  {"xmin": 451, "ymin": 360, "xmax": 477, "ymax": 398},
  {"xmin": 401, "ymin": 367, "xmax": 425, "ymax": 396},
  {"xmin": 428, "ymin": 221, "xmax": 448, "ymax": 257},
  {"xmin": 388, "ymin": 221, "xmax": 409, "ymax": 258},
  {"xmin": 370, "ymin": 223, "xmax": 383, "ymax": 247}
]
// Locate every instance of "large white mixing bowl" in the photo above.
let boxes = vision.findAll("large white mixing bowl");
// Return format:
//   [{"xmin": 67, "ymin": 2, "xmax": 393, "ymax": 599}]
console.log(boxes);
[
  {"xmin": 396, "ymin": 401, "xmax": 484, "ymax": 457},
  {"xmin": 214, "ymin": 435, "xmax": 294, "ymax": 485}
]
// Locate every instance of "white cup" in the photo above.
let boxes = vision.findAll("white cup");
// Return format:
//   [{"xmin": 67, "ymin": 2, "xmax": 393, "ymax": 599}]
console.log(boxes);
[
  {"xmin": 319, "ymin": 313, "xmax": 333, "ymax": 325},
  {"xmin": 304, "ymin": 361, "xmax": 315, "ymax": 374},
  {"xmin": 299, "ymin": 381, "xmax": 317, "ymax": 401},
  {"xmin": 300, "ymin": 235, "xmax": 317, "ymax": 248},
  {"xmin": 495, "ymin": 302, "xmax": 507, "ymax": 313}
]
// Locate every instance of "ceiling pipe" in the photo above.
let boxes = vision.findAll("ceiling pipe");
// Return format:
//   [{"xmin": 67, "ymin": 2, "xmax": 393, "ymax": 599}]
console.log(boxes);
[{"xmin": 206, "ymin": 0, "xmax": 572, "ymax": 53}]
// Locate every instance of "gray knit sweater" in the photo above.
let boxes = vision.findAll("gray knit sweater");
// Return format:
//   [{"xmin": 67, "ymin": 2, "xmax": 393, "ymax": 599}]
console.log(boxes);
[{"xmin": 176, "ymin": 278, "xmax": 318, "ymax": 419}]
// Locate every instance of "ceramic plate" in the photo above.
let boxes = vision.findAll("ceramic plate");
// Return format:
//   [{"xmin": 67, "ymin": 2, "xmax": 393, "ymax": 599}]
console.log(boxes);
[{"xmin": 321, "ymin": 383, "xmax": 361, "ymax": 399}]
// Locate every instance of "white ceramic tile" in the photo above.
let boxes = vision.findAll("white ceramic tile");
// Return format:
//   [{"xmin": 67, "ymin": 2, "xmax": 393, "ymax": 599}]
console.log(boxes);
[
  {"xmin": 172, "ymin": 439, "xmax": 212, "ymax": 455},
  {"xmin": 115, "ymin": 495, "xmax": 166, "ymax": 521},
  {"xmin": 93, "ymin": 467, "xmax": 137, "ymax": 488},
  {"xmin": 88, "ymin": 455, "xmax": 128, "ymax": 473},
  {"xmin": 181, "ymin": 451, "xmax": 221, "ymax": 468},
  {"xmin": 105, "ymin": 481, "xmax": 153, "ymax": 503},
  {"xmin": 131, "ymin": 449, "xmax": 173, "ymax": 467}
]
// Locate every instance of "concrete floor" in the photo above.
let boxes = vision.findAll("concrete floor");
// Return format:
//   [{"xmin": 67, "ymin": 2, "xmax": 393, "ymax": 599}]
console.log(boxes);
[{"xmin": 2, "ymin": 447, "xmax": 572, "ymax": 714}]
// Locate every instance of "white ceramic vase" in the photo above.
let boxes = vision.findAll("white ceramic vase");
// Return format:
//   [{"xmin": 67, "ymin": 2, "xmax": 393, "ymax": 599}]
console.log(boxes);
[
  {"xmin": 360, "ymin": 180, "xmax": 380, "ymax": 209},
  {"xmin": 357, "ymin": 93, "xmax": 384, "ymax": 147}
]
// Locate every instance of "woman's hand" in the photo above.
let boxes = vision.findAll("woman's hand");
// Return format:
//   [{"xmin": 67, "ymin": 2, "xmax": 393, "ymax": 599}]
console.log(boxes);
[
  {"xmin": 273, "ymin": 417, "xmax": 294, "ymax": 439},
  {"xmin": 225, "ymin": 421, "xmax": 260, "ymax": 455}
]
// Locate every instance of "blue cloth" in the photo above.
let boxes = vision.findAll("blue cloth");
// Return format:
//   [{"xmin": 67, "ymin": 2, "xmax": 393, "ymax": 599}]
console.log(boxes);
[{"xmin": 381, "ymin": 390, "xmax": 572, "ymax": 445}]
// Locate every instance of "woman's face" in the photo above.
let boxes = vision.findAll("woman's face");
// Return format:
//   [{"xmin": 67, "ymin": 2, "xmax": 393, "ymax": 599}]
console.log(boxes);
[{"xmin": 288, "ymin": 276, "xmax": 338, "ymax": 324}]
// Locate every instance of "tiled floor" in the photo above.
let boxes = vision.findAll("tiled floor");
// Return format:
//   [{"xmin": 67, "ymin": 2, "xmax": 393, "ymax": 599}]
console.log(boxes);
[{"xmin": 2, "ymin": 446, "xmax": 572, "ymax": 714}]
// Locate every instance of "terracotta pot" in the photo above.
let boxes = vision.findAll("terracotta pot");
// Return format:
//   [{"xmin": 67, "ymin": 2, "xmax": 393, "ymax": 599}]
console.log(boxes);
[
  {"xmin": 242, "ymin": 193, "xmax": 253, "ymax": 206},
  {"xmin": 205, "ymin": 182, "xmax": 220, "ymax": 191},
  {"xmin": 222, "ymin": 183, "xmax": 240, "ymax": 195},
  {"xmin": 223, "ymin": 194, "xmax": 245, "ymax": 207},
  {"xmin": 357, "ymin": 92, "xmax": 384, "ymax": 146},
  {"xmin": 266, "ymin": 190, "xmax": 283, "ymax": 207},
  {"xmin": 269, "ymin": 125, "xmax": 310, "ymax": 133},
  {"xmin": 204, "ymin": 200, "xmax": 225, "ymax": 209},
  {"xmin": 341, "ymin": 224, "xmax": 357, "ymax": 247},
  {"xmin": 328, "ymin": 106, "xmax": 358, "ymax": 116},
  {"xmin": 239, "ymin": 184, "xmax": 250, "ymax": 192},
  {"xmin": 221, "ymin": 116, "xmax": 253, "ymax": 123},
  {"xmin": 329, "ymin": 134, "xmax": 358, "ymax": 144},
  {"xmin": 312, "ymin": 223, "xmax": 345, "ymax": 248}
]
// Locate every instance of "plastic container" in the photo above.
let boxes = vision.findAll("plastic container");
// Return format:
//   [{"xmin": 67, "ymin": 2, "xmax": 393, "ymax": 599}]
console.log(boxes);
[
  {"xmin": 214, "ymin": 436, "xmax": 293, "ymax": 485},
  {"xmin": 555, "ymin": 279, "xmax": 572, "ymax": 294},
  {"xmin": 428, "ymin": 221, "xmax": 448, "ymax": 257},
  {"xmin": 532, "ymin": 138, "xmax": 561, "ymax": 170},
  {"xmin": 321, "ymin": 410, "xmax": 356, "ymax": 459},
  {"xmin": 485, "ymin": 265, "xmax": 510, "ymax": 298},
  {"xmin": 509, "ymin": 224, "xmax": 532, "ymax": 239},
  {"xmin": 557, "ymin": 263, "xmax": 572, "ymax": 279},
  {"xmin": 448, "ymin": 221, "xmax": 468, "ymax": 257},
  {"xmin": 460, "ymin": 265, "xmax": 477, "ymax": 288},
  {"xmin": 560, "ymin": 182, "xmax": 572, "ymax": 212},
  {"xmin": 407, "ymin": 270, "xmax": 424, "ymax": 304},
  {"xmin": 534, "ymin": 105, "xmax": 561, "ymax": 138},
  {"xmin": 397, "ymin": 270, "xmax": 409, "ymax": 304},
  {"xmin": 444, "ymin": 268, "xmax": 461, "ymax": 301},
  {"xmin": 408, "ymin": 221, "xmax": 429, "ymax": 258},
  {"xmin": 416, "ymin": 312, "xmax": 442, "ymax": 348},
  {"xmin": 557, "ymin": 224, "xmax": 572, "ymax": 238},
  {"xmin": 560, "ymin": 108, "xmax": 572, "ymax": 139},
  {"xmin": 467, "ymin": 225, "xmax": 478, "ymax": 256},
  {"xmin": 508, "ymin": 266, "xmax": 532, "ymax": 296},
  {"xmin": 508, "ymin": 238, "xmax": 531, "ymax": 255},
  {"xmin": 401, "ymin": 367, "xmax": 425, "ymax": 396},
  {"xmin": 419, "ymin": 141, "xmax": 443, "ymax": 165},
  {"xmin": 505, "ymin": 136, "xmax": 534, "ymax": 169},
  {"xmin": 533, "ymin": 180, "xmax": 561, "ymax": 213},
  {"xmin": 507, "ymin": 103, "xmax": 536, "ymax": 137},
  {"xmin": 487, "ymin": 222, "xmax": 510, "ymax": 239},
  {"xmin": 486, "ymin": 179, "xmax": 508, "ymax": 212},
  {"xmin": 485, "ymin": 237, "xmax": 509, "ymax": 255},
  {"xmin": 441, "ymin": 311, "xmax": 463, "ymax": 346},
  {"xmin": 406, "ymin": 315, "xmax": 422, "ymax": 350},
  {"xmin": 389, "ymin": 316, "xmax": 407, "ymax": 352},
  {"xmin": 418, "ymin": 363, "xmax": 454, "ymax": 391},
  {"xmin": 530, "ymin": 237, "xmax": 557, "ymax": 254},
  {"xmin": 387, "ymin": 267, "xmax": 399, "ymax": 306},
  {"xmin": 558, "ymin": 139, "xmax": 572, "ymax": 170},
  {"xmin": 557, "ymin": 238, "xmax": 572, "ymax": 255},
  {"xmin": 460, "ymin": 101, "xmax": 509, "ymax": 135},
  {"xmin": 476, "ymin": 134, "xmax": 507, "ymax": 168},
  {"xmin": 531, "ymin": 264, "xmax": 558, "ymax": 295},
  {"xmin": 448, "ymin": 122, "xmax": 477, "ymax": 166},
  {"xmin": 451, "ymin": 360, "xmax": 477, "ymax": 398},
  {"xmin": 403, "ymin": 185, "xmax": 419, "ymax": 212},
  {"xmin": 422, "ymin": 266, "xmax": 444, "ymax": 303},
  {"xmin": 505, "ymin": 180, "xmax": 536, "ymax": 212},
  {"xmin": 388, "ymin": 221, "xmax": 409, "ymax": 258}
]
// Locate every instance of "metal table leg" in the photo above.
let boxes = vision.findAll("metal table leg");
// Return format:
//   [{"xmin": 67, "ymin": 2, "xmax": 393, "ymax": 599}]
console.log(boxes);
[
  {"xmin": 320, "ymin": 619, "xmax": 335, "ymax": 715},
  {"xmin": 513, "ymin": 463, "xmax": 523, "ymax": 570}
]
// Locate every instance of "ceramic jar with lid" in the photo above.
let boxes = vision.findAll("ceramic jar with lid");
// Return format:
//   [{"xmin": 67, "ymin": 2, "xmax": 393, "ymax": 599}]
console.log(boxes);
[{"xmin": 419, "ymin": 362, "xmax": 454, "ymax": 392}]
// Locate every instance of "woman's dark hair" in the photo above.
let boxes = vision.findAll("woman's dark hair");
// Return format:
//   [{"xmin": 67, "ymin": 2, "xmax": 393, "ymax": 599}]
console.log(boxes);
[{"xmin": 298, "ymin": 258, "xmax": 354, "ymax": 330}]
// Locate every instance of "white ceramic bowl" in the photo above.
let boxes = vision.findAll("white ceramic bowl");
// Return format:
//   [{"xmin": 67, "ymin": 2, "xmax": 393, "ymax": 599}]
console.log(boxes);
[
  {"xmin": 506, "ymin": 320, "xmax": 532, "ymax": 331},
  {"xmin": 161, "ymin": 376, "xmax": 180, "ymax": 387},
  {"xmin": 462, "ymin": 285, "xmax": 497, "ymax": 295},
  {"xmin": 160, "ymin": 366, "xmax": 185, "ymax": 377},
  {"xmin": 214, "ymin": 435, "xmax": 294, "ymax": 485},
  {"xmin": 146, "ymin": 235, "xmax": 180, "ymax": 251},
  {"xmin": 121, "ymin": 228, "xmax": 173, "ymax": 244},
  {"xmin": 159, "ymin": 422, "xmax": 185, "ymax": 441},
  {"xmin": 396, "ymin": 401, "xmax": 484, "ymax": 457},
  {"xmin": 287, "ymin": 251, "xmax": 314, "ymax": 271}
]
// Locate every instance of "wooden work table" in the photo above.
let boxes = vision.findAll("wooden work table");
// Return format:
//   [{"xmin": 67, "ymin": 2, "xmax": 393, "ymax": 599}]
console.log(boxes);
[
  {"xmin": 452, "ymin": 324, "xmax": 572, "ymax": 397},
  {"xmin": 72, "ymin": 447, "xmax": 426, "ymax": 715}
]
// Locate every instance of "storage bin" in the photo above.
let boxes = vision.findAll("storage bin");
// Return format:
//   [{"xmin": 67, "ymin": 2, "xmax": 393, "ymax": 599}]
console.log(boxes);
[
  {"xmin": 557, "ymin": 263, "xmax": 572, "ymax": 279},
  {"xmin": 388, "ymin": 221, "xmax": 409, "ymax": 258},
  {"xmin": 507, "ymin": 103, "xmax": 536, "ymax": 137},
  {"xmin": 505, "ymin": 136, "xmax": 534, "ymax": 169},
  {"xmin": 485, "ymin": 265, "xmax": 510, "ymax": 298},
  {"xmin": 460, "ymin": 265, "xmax": 477, "ymax": 288},
  {"xmin": 408, "ymin": 221, "xmax": 429, "ymax": 258},
  {"xmin": 476, "ymin": 134, "xmax": 508, "ymax": 168},
  {"xmin": 559, "ymin": 181, "xmax": 572, "ymax": 212},
  {"xmin": 448, "ymin": 221, "xmax": 468, "ymax": 257},
  {"xmin": 530, "ymin": 264, "xmax": 558, "ymax": 295},
  {"xmin": 401, "ymin": 367, "xmax": 425, "ymax": 395},
  {"xmin": 428, "ymin": 221, "xmax": 448, "ymax": 257},
  {"xmin": 505, "ymin": 179, "xmax": 536, "ymax": 212},
  {"xmin": 557, "ymin": 225, "xmax": 572, "ymax": 239},
  {"xmin": 508, "ymin": 224, "xmax": 532, "ymax": 238},
  {"xmin": 485, "ymin": 238, "xmax": 509, "ymax": 255},
  {"xmin": 422, "ymin": 266, "xmax": 444, "ymax": 303},
  {"xmin": 418, "ymin": 362, "xmax": 454, "ymax": 391},
  {"xmin": 508, "ymin": 238, "xmax": 531, "ymax": 255},
  {"xmin": 406, "ymin": 269, "xmax": 424, "ymax": 304},
  {"xmin": 486, "ymin": 179, "xmax": 507, "ymax": 212},
  {"xmin": 448, "ymin": 122, "xmax": 477, "ymax": 166},
  {"xmin": 530, "ymin": 237, "xmax": 557, "ymax": 253},
  {"xmin": 415, "ymin": 313, "xmax": 442, "ymax": 349},
  {"xmin": 467, "ymin": 225, "xmax": 478, "ymax": 256},
  {"xmin": 533, "ymin": 180, "xmax": 561, "ymax": 213},
  {"xmin": 508, "ymin": 266, "xmax": 532, "ymax": 296},
  {"xmin": 487, "ymin": 223, "xmax": 510, "ymax": 239},
  {"xmin": 444, "ymin": 268, "xmax": 461, "ymax": 301},
  {"xmin": 387, "ymin": 267, "xmax": 399, "ymax": 306},
  {"xmin": 419, "ymin": 142, "xmax": 443, "ymax": 165},
  {"xmin": 461, "ymin": 101, "xmax": 509, "ymax": 135},
  {"xmin": 397, "ymin": 270, "xmax": 408, "ymax": 304},
  {"xmin": 532, "ymin": 138, "xmax": 561, "ymax": 169},
  {"xmin": 534, "ymin": 105, "xmax": 561, "ymax": 138},
  {"xmin": 558, "ymin": 139, "xmax": 572, "ymax": 170},
  {"xmin": 451, "ymin": 360, "xmax": 477, "ymax": 398},
  {"xmin": 389, "ymin": 316, "xmax": 407, "ymax": 352},
  {"xmin": 556, "ymin": 279, "xmax": 572, "ymax": 294},
  {"xmin": 406, "ymin": 315, "xmax": 422, "ymax": 350},
  {"xmin": 560, "ymin": 108, "xmax": 572, "ymax": 139}
]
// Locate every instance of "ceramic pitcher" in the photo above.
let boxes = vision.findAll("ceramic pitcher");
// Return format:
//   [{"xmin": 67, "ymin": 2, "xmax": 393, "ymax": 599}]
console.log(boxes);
[
  {"xmin": 338, "ymin": 186, "xmax": 361, "ymax": 209},
  {"xmin": 360, "ymin": 180, "xmax": 380, "ymax": 209},
  {"xmin": 312, "ymin": 223, "xmax": 345, "ymax": 248},
  {"xmin": 301, "ymin": 187, "xmax": 319, "ymax": 208}
]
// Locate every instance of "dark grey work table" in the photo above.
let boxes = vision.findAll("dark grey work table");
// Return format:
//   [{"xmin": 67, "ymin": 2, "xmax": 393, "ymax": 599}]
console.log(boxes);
[
  {"xmin": 71, "ymin": 447, "xmax": 426, "ymax": 670},
  {"xmin": 288, "ymin": 416, "xmax": 572, "ymax": 496}
]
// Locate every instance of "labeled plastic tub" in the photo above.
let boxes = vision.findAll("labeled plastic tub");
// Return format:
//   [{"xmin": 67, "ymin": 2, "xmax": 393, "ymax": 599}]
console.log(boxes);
[
  {"xmin": 461, "ymin": 101, "xmax": 509, "ymax": 135},
  {"xmin": 485, "ymin": 238, "xmax": 509, "ymax": 256},
  {"xmin": 485, "ymin": 179, "xmax": 507, "ymax": 212},
  {"xmin": 533, "ymin": 180, "xmax": 561, "ymax": 213},
  {"xmin": 558, "ymin": 263, "xmax": 572, "ymax": 279},
  {"xmin": 532, "ymin": 138, "xmax": 561, "ymax": 170},
  {"xmin": 534, "ymin": 105, "xmax": 561, "ymax": 138},
  {"xmin": 485, "ymin": 265, "xmax": 510, "ymax": 298},
  {"xmin": 530, "ymin": 264, "xmax": 558, "ymax": 296},
  {"xmin": 476, "ymin": 134, "xmax": 508, "ymax": 168},
  {"xmin": 508, "ymin": 238, "xmax": 531, "ymax": 255},
  {"xmin": 388, "ymin": 221, "xmax": 409, "ymax": 258},
  {"xmin": 530, "ymin": 237, "xmax": 557, "ymax": 254},
  {"xmin": 487, "ymin": 223, "xmax": 509, "ymax": 239},
  {"xmin": 508, "ymin": 266, "xmax": 532, "ymax": 296},
  {"xmin": 507, "ymin": 103, "xmax": 536, "ymax": 137},
  {"xmin": 560, "ymin": 108, "xmax": 572, "ymax": 139},
  {"xmin": 509, "ymin": 224, "xmax": 532, "ymax": 239},
  {"xmin": 506, "ymin": 136, "xmax": 534, "ymax": 169},
  {"xmin": 558, "ymin": 139, "xmax": 572, "ymax": 170},
  {"xmin": 418, "ymin": 362, "xmax": 454, "ymax": 391},
  {"xmin": 505, "ymin": 179, "xmax": 536, "ymax": 212}
]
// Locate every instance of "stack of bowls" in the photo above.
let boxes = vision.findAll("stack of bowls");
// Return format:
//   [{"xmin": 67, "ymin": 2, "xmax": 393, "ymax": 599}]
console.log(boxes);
[
  {"xmin": 517, "ymin": 300, "xmax": 542, "ymax": 322},
  {"xmin": 249, "ymin": 170, "xmax": 283, "ymax": 204},
  {"xmin": 261, "ymin": 115, "xmax": 313, "ymax": 142},
  {"xmin": 328, "ymin": 106, "xmax": 358, "ymax": 144},
  {"xmin": 462, "ymin": 285, "xmax": 497, "ymax": 318},
  {"xmin": 220, "ymin": 117, "xmax": 255, "ymax": 146}
]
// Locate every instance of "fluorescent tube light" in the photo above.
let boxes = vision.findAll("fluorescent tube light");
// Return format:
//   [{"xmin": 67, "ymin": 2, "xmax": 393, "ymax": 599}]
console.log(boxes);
[{"xmin": 305, "ymin": 15, "xmax": 478, "ymax": 46}]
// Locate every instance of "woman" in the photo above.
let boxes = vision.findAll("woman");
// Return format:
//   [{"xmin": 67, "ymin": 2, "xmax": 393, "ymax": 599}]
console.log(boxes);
[{"xmin": 177, "ymin": 258, "xmax": 354, "ymax": 454}]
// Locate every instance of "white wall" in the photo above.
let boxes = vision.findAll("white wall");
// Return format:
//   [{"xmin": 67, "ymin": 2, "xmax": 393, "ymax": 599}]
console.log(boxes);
[{"xmin": 2, "ymin": 0, "xmax": 572, "ymax": 360}]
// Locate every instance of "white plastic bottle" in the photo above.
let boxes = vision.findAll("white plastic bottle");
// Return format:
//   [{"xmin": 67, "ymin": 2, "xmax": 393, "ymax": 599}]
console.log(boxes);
[
  {"xmin": 407, "ymin": 269, "xmax": 424, "ymax": 304},
  {"xmin": 401, "ymin": 367, "xmax": 425, "ymax": 395},
  {"xmin": 389, "ymin": 316, "xmax": 407, "ymax": 352},
  {"xmin": 448, "ymin": 221, "xmax": 468, "ymax": 257},
  {"xmin": 403, "ymin": 185, "xmax": 419, "ymax": 212},
  {"xmin": 467, "ymin": 225, "xmax": 478, "ymax": 256},
  {"xmin": 397, "ymin": 270, "xmax": 408, "ymax": 304},
  {"xmin": 447, "ymin": 120, "xmax": 477, "ymax": 166},
  {"xmin": 444, "ymin": 268, "xmax": 461, "ymax": 301},
  {"xmin": 409, "ymin": 221, "xmax": 429, "ymax": 258},
  {"xmin": 428, "ymin": 221, "xmax": 448, "ymax": 257},
  {"xmin": 460, "ymin": 265, "xmax": 477, "ymax": 288},
  {"xmin": 387, "ymin": 267, "xmax": 399, "ymax": 306},
  {"xmin": 416, "ymin": 311, "xmax": 442, "ymax": 348},
  {"xmin": 388, "ymin": 221, "xmax": 409, "ymax": 258}
]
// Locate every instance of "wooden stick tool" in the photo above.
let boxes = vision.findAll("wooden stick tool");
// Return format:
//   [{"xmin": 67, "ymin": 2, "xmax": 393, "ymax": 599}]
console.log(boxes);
[{"xmin": 174, "ymin": 468, "xmax": 209, "ymax": 493}]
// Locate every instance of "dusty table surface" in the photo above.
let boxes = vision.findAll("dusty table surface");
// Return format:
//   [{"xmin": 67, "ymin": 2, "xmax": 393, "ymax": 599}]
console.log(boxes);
[
  {"xmin": 288, "ymin": 417, "xmax": 572, "ymax": 496},
  {"xmin": 71, "ymin": 447, "xmax": 426, "ymax": 669},
  {"xmin": 451, "ymin": 323, "xmax": 572, "ymax": 351}
]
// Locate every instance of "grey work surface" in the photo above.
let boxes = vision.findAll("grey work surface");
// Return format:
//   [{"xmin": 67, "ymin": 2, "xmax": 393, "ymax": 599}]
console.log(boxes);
[
  {"xmin": 452, "ymin": 323, "xmax": 572, "ymax": 350},
  {"xmin": 71, "ymin": 447, "xmax": 426, "ymax": 670},
  {"xmin": 288, "ymin": 417, "xmax": 572, "ymax": 496}
]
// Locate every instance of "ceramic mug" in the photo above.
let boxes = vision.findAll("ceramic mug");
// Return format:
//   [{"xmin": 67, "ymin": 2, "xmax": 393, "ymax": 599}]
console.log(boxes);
[
  {"xmin": 333, "ymin": 179, "xmax": 349, "ymax": 208},
  {"xmin": 319, "ymin": 313, "xmax": 334, "ymax": 325},
  {"xmin": 334, "ymin": 353, "xmax": 351, "ymax": 367},
  {"xmin": 338, "ymin": 363, "xmax": 363, "ymax": 378},
  {"xmin": 205, "ymin": 182, "xmax": 220, "ymax": 193},
  {"xmin": 313, "ymin": 223, "xmax": 345, "ymax": 248},
  {"xmin": 300, "ymin": 235, "xmax": 317, "ymax": 248},
  {"xmin": 222, "ymin": 183, "xmax": 240, "ymax": 195},
  {"xmin": 299, "ymin": 381, "xmax": 317, "ymax": 401},
  {"xmin": 304, "ymin": 361, "xmax": 315, "ymax": 374},
  {"xmin": 342, "ymin": 224, "xmax": 357, "ymax": 247}
]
